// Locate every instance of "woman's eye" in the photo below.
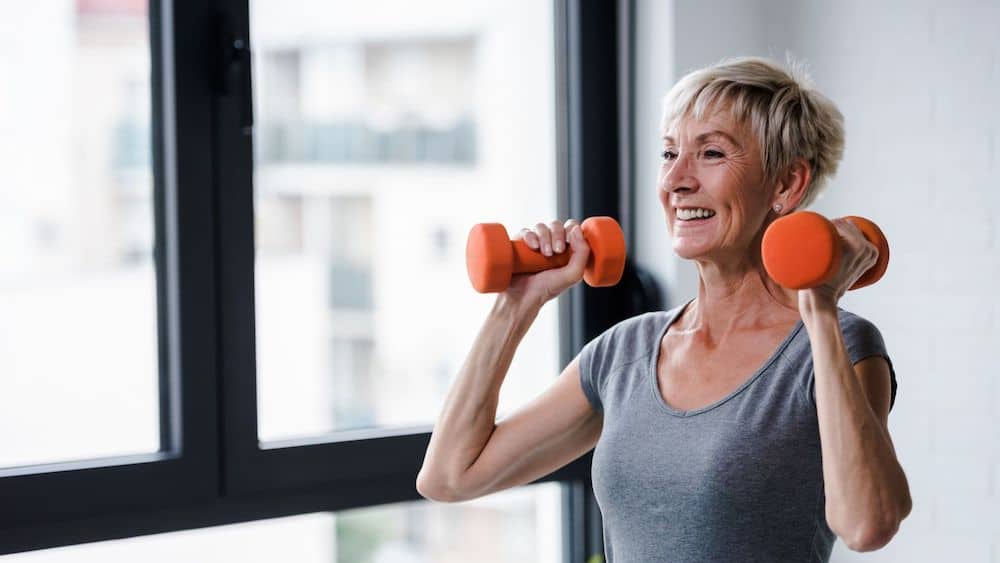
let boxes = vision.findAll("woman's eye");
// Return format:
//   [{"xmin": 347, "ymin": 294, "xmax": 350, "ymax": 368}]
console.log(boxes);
[{"xmin": 660, "ymin": 149, "xmax": 723, "ymax": 161}]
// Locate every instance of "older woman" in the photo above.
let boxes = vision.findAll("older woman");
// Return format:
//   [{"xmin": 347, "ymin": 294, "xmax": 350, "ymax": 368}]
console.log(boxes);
[{"xmin": 417, "ymin": 56, "xmax": 911, "ymax": 562}]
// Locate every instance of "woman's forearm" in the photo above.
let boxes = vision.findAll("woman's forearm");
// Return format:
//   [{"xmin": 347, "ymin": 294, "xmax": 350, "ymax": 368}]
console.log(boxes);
[
  {"xmin": 800, "ymin": 300, "xmax": 911, "ymax": 551},
  {"xmin": 416, "ymin": 294, "xmax": 540, "ymax": 500}
]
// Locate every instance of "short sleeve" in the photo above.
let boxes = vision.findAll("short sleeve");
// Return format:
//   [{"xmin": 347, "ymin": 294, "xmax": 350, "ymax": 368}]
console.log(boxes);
[
  {"xmin": 576, "ymin": 310, "xmax": 678, "ymax": 413},
  {"xmin": 578, "ymin": 326, "xmax": 614, "ymax": 412},
  {"xmin": 840, "ymin": 312, "xmax": 898, "ymax": 412}
]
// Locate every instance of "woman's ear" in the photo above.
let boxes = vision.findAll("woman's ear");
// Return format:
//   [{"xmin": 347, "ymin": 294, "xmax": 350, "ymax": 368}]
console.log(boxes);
[{"xmin": 774, "ymin": 157, "xmax": 812, "ymax": 211}]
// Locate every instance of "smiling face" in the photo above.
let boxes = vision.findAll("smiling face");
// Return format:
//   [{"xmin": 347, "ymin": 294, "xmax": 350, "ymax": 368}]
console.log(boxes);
[{"xmin": 657, "ymin": 106, "xmax": 776, "ymax": 263}]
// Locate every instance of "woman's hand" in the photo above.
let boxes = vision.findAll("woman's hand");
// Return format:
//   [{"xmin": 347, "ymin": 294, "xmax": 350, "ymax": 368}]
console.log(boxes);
[
  {"xmin": 500, "ymin": 219, "xmax": 591, "ymax": 310},
  {"xmin": 798, "ymin": 218, "xmax": 879, "ymax": 313}
]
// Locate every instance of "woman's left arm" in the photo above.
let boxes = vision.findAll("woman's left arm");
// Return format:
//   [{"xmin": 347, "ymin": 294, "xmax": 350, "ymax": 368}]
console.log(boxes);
[
  {"xmin": 799, "ymin": 219, "xmax": 912, "ymax": 552},
  {"xmin": 801, "ymin": 301, "xmax": 912, "ymax": 552}
]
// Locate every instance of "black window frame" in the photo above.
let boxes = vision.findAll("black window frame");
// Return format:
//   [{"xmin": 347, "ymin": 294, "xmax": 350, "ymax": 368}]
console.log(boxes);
[{"xmin": 0, "ymin": 1, "xmax": 644, "ymax": 559}]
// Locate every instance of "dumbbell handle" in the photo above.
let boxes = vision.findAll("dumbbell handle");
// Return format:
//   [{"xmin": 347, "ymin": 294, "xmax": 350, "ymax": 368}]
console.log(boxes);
[{"xmin": 510, "ymin": 239, "xmax": 572, "ymax": 274}]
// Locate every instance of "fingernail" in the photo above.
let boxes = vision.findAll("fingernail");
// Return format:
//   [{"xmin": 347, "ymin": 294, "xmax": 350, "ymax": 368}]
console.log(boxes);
[
  {"xmin": 554, "ymin": 241, "xmax": 564, "ymax": 252},
  {"xmin": 543, "ymin": 244, "xmax": 551, "ymax": 255}
]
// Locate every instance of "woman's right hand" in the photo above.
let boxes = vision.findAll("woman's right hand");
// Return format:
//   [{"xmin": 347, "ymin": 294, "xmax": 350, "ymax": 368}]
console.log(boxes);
[{"xmin": 502, "ymin": 219, "xmax": 591, "ymax": 308}]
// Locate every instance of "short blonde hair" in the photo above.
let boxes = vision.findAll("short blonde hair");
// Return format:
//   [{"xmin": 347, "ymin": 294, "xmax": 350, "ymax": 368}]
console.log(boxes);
[{"xmin": 661, "ymin": 55, "xmax": 844, "ymax": 209}]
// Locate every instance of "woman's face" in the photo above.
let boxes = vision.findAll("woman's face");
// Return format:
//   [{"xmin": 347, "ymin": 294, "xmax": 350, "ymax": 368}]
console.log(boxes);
[{"xmin": 657, "ymin": 107, "xmax": 773, "ymax": 263}]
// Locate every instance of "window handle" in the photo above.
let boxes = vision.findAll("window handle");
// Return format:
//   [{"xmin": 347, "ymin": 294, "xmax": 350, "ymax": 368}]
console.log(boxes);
[{"xmin": 215, "ymin": 14, "xmax": 254, "ymax": 136}]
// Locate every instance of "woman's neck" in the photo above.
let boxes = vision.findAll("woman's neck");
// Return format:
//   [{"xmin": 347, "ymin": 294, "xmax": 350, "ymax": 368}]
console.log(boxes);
[{"xmin": 680, "ymin": 258, "xmax": 799, "ymax": 341}]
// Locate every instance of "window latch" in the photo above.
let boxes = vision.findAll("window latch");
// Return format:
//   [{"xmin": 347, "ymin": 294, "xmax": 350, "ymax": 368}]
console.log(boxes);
[{"xmin": 216, "ymin": 14, "xmax": 254, "ymax": 136}]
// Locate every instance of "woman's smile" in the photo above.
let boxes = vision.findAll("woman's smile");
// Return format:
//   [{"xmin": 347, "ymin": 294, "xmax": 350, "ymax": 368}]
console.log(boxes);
[{"xmin": 674, "ymin": 207, "xmax": 718, "ymax": 229}]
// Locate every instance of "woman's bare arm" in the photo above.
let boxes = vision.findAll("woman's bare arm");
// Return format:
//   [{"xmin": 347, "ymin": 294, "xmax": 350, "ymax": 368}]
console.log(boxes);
[
  {"xmin": 416, "ymin": 294, "xmax": 602, "ymax": 502},
  {"xmin": 802, "ymin": 301, "xmax": 911, "ymax": 552}
]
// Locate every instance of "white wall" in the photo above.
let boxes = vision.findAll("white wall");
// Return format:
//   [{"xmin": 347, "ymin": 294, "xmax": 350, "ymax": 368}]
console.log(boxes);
[{"xmin": 634, "ymin": 0, "xmax": 1000, "ymax": 560}]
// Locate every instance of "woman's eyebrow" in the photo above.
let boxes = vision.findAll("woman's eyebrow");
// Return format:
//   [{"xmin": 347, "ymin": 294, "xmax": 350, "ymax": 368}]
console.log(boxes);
[{"xmin": 662, "ymin": 130, "xmax": 743, "ymax": 149}]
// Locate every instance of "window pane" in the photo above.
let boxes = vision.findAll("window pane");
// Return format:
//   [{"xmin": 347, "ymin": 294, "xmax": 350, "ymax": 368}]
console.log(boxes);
[
  {"xmin": 252, "ymin": 1, "xmax": 559, "ymax": 441},
  {"xmin": 0, "ymin": 2, "xmax": 159, "ymax": 467},
  {"xmin": 6, "ymin": 483, "xmax": 564, "ymax": 562}
]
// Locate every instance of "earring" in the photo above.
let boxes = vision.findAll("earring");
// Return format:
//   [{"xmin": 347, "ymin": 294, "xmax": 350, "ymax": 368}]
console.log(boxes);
[{"xmin": 773, "ymin": 203, "xmax": 783, "ymax": 213}]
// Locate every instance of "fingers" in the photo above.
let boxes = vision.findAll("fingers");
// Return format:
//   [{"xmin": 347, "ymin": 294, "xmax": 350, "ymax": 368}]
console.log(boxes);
[
  {"xmin": 533, "ymin": 222, "xmax": 553, "ymax": 255},
  {"xmin": 549, "ymin": 220, "xmax": 566, "ymax": 253},
  {"xmin": 515, "ymin": 226, "xmax": 542, "ymax": 253},
  {"xmin": 565, "ymin": 223, "xmax": 590, "ymax": 269},
  {"xmin": 835, "ymin": 219, "xmax": 878, "ymax": 269},
  {"xmin": 518, "ymin": 219, "xmax": 577, "ymax": 257}
]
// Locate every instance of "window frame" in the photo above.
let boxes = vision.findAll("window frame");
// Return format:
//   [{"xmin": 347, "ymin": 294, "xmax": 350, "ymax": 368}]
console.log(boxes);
[{"xmin": 0, "ymin": 0, "xmax": 642, "ymax": 559}]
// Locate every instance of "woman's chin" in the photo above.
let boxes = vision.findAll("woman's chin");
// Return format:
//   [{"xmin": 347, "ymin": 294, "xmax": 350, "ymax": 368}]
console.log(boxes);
[{"xmin": 671, "ymin": 240, "xmax": 712, "ymax": 260}]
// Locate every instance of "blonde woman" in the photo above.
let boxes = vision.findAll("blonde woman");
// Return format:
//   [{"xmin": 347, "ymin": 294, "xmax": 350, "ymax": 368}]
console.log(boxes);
[{"xmin": 418, "ymin": 56, "xmax": 910, "ymax": 562}]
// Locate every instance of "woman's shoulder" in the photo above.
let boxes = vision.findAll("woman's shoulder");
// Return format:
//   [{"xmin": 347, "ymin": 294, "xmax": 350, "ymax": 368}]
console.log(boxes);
[
  {"xmin": 778, "ymin": 307, "xmax": 888, "ymax": 367},
  {"xmin": 598, "ymin": 304, "xmax": 687, "ymax": 342},
  {"xmin": 578, "ymin": 307, "xmax": 684, "ymax": 397},
  {"xmin": 835, "ymin": 306, "xmax": 875, "ymax": 324},
  {"xmin": 833, "ymin": 307, "xmax": 897, "ymax": 409},
  {"xmin": 581, "ymin": 305, "xmax": 684, "ymax": 364},
  {"xmin": 834, "ymin": 307, "xmax": 887, "ymax": 340}
]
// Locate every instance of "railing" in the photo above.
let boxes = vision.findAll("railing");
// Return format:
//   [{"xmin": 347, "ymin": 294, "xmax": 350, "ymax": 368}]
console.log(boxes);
[
  {"xmin": 114, "ymin": 118, "xmax": 477, "ymax": 168},
  {"xmin": 255, "ymin": 118, "xmax": 476, "ymax": 165}
]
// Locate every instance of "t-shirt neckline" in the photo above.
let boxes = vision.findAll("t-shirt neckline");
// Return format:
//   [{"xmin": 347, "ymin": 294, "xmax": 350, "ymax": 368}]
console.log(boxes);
[{"xmin": 648, "ymin": 299, "xmax": 805, "ymax": 418}]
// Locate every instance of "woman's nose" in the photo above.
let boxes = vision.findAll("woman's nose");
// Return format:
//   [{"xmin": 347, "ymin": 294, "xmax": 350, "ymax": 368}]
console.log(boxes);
[{"xmin": 661, "ymin": 151, "xmax": 698, "ymax": 194}]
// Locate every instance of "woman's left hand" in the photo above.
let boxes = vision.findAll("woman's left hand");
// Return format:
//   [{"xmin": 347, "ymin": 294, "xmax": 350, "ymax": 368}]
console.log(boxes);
[{"xmin": 798, "ymin": 218, "xmax": 879, "ymax": 313}]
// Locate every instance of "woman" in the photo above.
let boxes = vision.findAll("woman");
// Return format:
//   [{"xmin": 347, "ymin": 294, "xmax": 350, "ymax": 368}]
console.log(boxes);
[{"xmin": 417, "ymin": 56, "xmax": 911, "ymax": 562}]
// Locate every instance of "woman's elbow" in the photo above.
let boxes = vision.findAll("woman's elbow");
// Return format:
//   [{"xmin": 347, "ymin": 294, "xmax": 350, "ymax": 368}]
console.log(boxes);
[
  {"xmin": 416, "ymin": 472, "xmax": 467, "ymax": 503},
  {"xmin": 416, "ymin": 472, "xmax": 448, "ymax": 502},
  {"xmin": 842, "ymin": 510, "xmax": 906, "ymax": 552},
  {"xmin": 845, "ymin": 521, "xmax": 899, "ymax": 552}
]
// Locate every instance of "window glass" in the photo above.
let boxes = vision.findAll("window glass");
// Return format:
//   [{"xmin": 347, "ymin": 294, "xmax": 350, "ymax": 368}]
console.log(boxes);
[
  {"xmin": 0, "ymin": 1, "xmax": 159, "ymax": 468},
  {"xmin": 252, "ymin": 0, "xmax": 559, "ymax": 441}
]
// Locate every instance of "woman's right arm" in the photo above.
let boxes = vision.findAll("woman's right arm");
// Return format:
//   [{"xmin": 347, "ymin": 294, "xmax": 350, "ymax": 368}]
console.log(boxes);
[
  {"xmin": 416, "ymin": 220, "xmax": 602, "ymax": 502},
  {"xmin": 416, "ymin": 296, "xmax": 602, "ymax": 502}
]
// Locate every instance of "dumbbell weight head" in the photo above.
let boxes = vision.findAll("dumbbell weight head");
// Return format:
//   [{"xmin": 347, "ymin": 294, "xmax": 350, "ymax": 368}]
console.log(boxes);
[
  {"xmin": 842, "ymin": 215, "xmax": 890, "ymax": 290},
  {"xmin": 761, "ymin": 211, "xmax": 841, "ymax": 290},
  {"xmin": 580, "ymin": 216, "xmax": 627, "ymax": 287},
  {"xmin": 466, "ymin": 223, "xmax": 516, "ymax": 293},
  {"xmin": 761, "ymin": 211, "xmax": 889, "ymax": 291}
]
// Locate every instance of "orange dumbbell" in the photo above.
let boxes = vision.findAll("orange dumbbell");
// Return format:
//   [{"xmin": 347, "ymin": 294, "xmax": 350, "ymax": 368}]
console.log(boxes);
[
  {"xmin": 761, "ymin": 211, "xmax": 890, "ymax": 290},
  {"xmin": 465, "ymin": 216, "xmax": 627, "ymax": 293}
]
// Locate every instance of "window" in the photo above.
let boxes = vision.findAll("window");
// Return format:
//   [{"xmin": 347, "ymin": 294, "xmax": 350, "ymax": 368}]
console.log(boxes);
[{"xmin": 0, "ymin": 2, "xmax": 626, "ymax": 560}]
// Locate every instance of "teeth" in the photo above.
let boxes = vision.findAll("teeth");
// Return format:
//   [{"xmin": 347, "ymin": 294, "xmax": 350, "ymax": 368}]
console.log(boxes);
[{"xmin": 676, "ymin": 208, "xmax": 716, "ymax": 221}]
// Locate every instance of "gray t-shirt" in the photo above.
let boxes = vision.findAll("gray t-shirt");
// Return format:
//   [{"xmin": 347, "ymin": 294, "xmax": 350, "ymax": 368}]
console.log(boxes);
[{"xmin": 579, "ymin": 301, "xmax": 897, "ymax": 563}]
